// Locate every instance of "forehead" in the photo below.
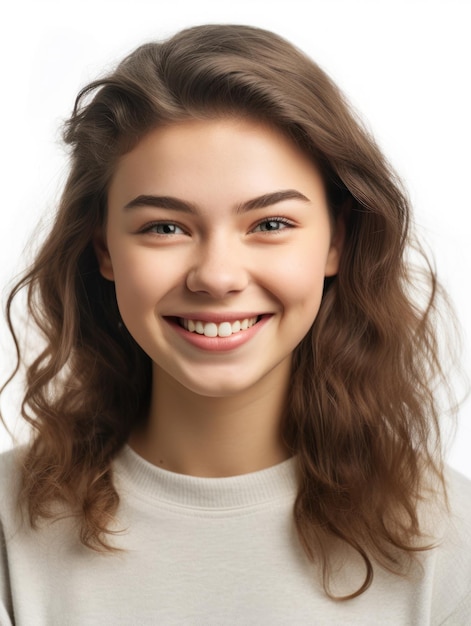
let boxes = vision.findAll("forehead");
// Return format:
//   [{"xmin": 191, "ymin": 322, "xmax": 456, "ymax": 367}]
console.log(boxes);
[{"xmin": 107, "ymin": 117, "xmax": 326, "ymax": 212}]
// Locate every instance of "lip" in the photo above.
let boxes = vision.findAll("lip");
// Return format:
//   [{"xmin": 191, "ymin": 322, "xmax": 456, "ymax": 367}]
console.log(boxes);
[
  {"xmin": 164, "ymin": 314, "xmax": 272, "ymax": 352},
  {"xmin": 169, "ymin": 312, "xmax": 265, "ymax": 324}
]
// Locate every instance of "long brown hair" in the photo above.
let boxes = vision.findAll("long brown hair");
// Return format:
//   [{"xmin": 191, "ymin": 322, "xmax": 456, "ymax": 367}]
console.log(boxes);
[{"xmin": 1, "ymin": 24, "xmax": 457, "ymax": 598}]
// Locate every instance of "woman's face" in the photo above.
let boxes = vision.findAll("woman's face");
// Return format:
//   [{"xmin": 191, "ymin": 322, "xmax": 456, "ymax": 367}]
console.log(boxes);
[{"xmin": 96, "ymin": 117, "xmax": 342, "ymax": 398}]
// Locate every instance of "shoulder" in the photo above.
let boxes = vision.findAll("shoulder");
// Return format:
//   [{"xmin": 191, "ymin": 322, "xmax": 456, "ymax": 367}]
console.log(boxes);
[
  {"xmin": 429, "ymin": 466, "xmax": 471, "ymax": 624},
  {"xmin": 443, "ymin": 466, "xmax": 471, "ymax": 548},
  {"xmin": 0, "ymin": 445, "xmax": 23, "ymax": 485},
  {"xmin": 446, "ymin": 465, "xmax": 471, "ymax": 505},
  {"xmin": 442, "ymin": 465, "xmax": 471, "ymax": 558},
  {"xmin": 0, "ymin": 446, "xmax": 24, "ymax": 525}
]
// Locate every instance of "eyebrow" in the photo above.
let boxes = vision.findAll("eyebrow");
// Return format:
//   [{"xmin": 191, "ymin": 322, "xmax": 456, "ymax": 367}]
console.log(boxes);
[{"xmin": 123, "ymin": 189, "xmax": 310, "ymax": 214}]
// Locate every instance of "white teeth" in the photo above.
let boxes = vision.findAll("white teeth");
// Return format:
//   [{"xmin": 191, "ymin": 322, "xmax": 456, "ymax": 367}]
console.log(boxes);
[
  {"xmin": 231, "ymin": 320, "xmax": 241, "ymax": 333},
  {"xmin": 203, "ymin": 323, "xmax": 218, "ymax": 338},
  {"xmin": 218, "ymin": 322, "xmax": 232, "ymax": 337},
  {"xmin": 181, "ymin": 317, "xmax": 258, "ymax": 337}
]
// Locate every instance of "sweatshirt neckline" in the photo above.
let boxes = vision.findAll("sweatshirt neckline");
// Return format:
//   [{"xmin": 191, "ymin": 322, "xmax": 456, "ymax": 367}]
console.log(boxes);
[{"xmin": 114, "ymin": 444, "xmax": 298, "ymax": 509}]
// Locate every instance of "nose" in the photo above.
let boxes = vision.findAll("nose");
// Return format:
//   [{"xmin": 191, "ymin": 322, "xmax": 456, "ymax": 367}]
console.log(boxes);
[{"xmin": 186, "ymin": 236, "xmax": 249, "ymax": 298}]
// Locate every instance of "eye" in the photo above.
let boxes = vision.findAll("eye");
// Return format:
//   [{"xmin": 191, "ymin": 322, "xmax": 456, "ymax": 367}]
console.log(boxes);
[
  {"xmin": 252, "ymin": 217, "xmax": 293, "ymax": 233},
  {"xmin": 140, "ymin": 222, "xmax": 186, "ymax": 235}
]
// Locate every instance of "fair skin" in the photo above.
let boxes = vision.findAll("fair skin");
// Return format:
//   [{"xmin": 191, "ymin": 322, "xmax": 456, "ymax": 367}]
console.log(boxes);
[{"xmin": 95, "ymin": 117, "xmax": 343, "ymax": 477}]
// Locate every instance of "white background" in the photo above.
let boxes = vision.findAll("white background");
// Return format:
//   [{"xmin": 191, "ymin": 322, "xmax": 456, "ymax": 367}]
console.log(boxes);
[{"xmin": 0, "ymin": 0, "xmax": 470, "ymax": 478}]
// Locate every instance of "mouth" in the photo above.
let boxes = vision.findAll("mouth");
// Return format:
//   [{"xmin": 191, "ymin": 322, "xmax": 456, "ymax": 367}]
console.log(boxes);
[{"xmin": 172, "ymin": 315, "xmax": 264, "ymax": 338}]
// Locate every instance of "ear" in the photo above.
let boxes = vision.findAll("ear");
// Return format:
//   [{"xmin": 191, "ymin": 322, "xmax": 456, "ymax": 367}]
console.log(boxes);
[
  {"xmin": 324, "ymin": 216, "xmax": 345, "ymax": 278},
  {"xmin": 93, "ymin": 227, "xmax": 115, "ymax": 281}
]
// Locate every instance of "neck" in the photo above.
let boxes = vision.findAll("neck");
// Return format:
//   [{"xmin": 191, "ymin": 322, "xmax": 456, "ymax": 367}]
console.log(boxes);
[{"xmin": 129, "ymin": 364, "xmax": 292, "ymax": 477}]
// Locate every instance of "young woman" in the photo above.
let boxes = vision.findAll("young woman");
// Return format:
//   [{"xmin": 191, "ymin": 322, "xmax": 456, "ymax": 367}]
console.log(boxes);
[{"xmin": 1, "ymin": 24, "xmax": 470, "ymax": 625}]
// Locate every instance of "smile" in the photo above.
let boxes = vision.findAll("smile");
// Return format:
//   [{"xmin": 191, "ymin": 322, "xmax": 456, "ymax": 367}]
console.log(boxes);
[{"xmin": 180, "ymin": 317, "xmax": 259, "ymax": 337}]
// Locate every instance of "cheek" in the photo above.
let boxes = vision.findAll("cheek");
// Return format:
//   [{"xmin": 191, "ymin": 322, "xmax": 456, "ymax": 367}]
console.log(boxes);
[
  {"xmin": 110, "ymin": 250, "xmax": 167, "ymax": 316},
  {"xmin": 261, "ymin": 243, "xmax": 330, "ymax": 308}
]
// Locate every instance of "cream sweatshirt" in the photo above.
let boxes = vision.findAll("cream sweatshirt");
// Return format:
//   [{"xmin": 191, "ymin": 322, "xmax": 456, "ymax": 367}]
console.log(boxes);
[{"xmin": 1, "ymin": 445, "xmax": 470, "ymax": 625}]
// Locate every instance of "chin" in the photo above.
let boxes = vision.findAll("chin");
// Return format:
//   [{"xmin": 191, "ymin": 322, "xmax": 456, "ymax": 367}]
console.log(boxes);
[{"xmin": 179, "ymin": 378, "xmax": 256, "ymax": 399}]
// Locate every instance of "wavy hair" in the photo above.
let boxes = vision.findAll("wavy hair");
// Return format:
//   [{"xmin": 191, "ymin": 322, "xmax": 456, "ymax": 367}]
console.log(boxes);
[{"xmin": 1, "ymin": 24, "xmax": 456, "ymax": 598}]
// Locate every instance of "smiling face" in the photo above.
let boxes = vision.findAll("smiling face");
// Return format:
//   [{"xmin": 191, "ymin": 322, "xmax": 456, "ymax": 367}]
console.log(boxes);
[{"xmin": 95, "ymin": 117, "xmax": 342, "ymax": 399}]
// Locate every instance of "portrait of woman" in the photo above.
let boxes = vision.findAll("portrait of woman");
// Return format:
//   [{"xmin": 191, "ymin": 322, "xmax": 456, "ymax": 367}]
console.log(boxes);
[{"xmin": 1, "ymin": 3, "xmax": 470, "ymax": 624}]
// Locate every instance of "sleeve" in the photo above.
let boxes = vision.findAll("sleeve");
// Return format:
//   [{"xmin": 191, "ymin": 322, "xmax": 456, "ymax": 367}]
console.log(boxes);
[
  {"xmin": 0, "ymin": 519, "xmax": 14, "ymax": 626},
  {"xmin": 440, "ymin": 589, "xmax": 471, "ymax": 625},
  {"xmin": 435, "ymin": 468, "xmax": 471, "ymax": 625}
]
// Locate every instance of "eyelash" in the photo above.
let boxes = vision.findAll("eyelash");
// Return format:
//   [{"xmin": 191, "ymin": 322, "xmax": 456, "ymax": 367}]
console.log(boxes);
[
  {"xmin": 251, "ymin": 217, "xmax": 293, "ymax": 233},
  {"xmin": 138, "ymin": 217, "xmax": 294, "ymax": 236},
  {"xmin": 140, "ymin": 222, "xmax": 187, "ymax": 236}
]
